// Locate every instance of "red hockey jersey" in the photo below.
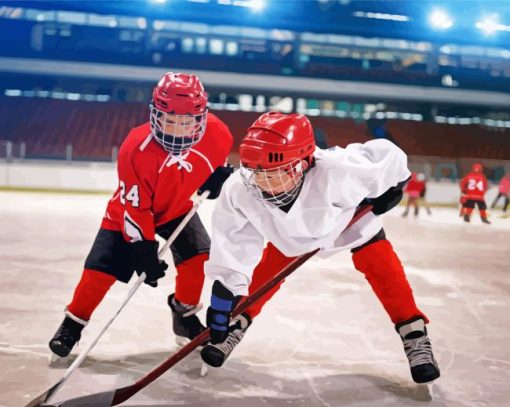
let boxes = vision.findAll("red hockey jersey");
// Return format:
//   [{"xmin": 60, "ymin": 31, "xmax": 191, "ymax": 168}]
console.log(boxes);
[
  {"xmin": 404, "ymin": 178, "xmax": 426, "ymax": 197},
  {"xmin": 101, "ymin": 112, "xmax": 233, "ymax": 242},
  {"xmin": 460, "ymin": 172, "xmax": 488, "ymax": 201}
]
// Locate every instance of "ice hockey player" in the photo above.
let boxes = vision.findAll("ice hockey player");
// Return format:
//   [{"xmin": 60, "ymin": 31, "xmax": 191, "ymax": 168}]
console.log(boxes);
[
  {"xmin": 200, "ymin": 111, "xmax": 440, "ymax": 384},
  {"xmin": 460, "ymin": 163, "xmax": 490, "ymax": 224},
  {"xmin": 48, "ymin": 72, "xmax": 233, "ymax": 357},
  {"xmin": 490, "ymin": 172, "xmax": 510, "ymax": 213},
  {"xmin": 402, "ymin": 172, "xmax": 426, "ymax": 217}
]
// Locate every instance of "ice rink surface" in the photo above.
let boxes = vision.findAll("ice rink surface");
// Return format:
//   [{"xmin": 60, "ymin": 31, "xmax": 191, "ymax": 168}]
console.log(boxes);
[{"xmin": 1, "ymin": 191, "xmax": 509, "ymax": 407}]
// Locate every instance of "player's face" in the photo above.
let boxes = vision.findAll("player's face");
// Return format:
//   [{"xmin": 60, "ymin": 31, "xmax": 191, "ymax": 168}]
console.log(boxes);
[
  {"xmin": 158, "ymin": 114, "xmax": 196, "ymax": 137},
  {"xmin": 253, "ymin": 160, "xmax": 307, "ymax": 194}
]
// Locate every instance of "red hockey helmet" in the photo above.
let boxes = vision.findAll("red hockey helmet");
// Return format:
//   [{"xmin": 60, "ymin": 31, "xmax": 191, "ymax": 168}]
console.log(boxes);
[
  {"xmin": 472, "ymin": 163, "xmax": 483, "ymax": 173},
  {"xmin": 239, "ymin": 112, "xmax": 316, "ymax": 207},
  {"xmin": 150, "ymin": 72, "xmax": 208, "ymax": 155}
]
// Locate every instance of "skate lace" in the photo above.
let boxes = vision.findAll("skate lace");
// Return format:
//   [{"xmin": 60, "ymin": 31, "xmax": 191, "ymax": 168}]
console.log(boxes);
[
  {"xmin": 404, "ymin": 335, "xmax": 434, "ymax": 367},
  {"xmin": 214, "ymin": 328, "xmax": 245, "ymax": 356}
]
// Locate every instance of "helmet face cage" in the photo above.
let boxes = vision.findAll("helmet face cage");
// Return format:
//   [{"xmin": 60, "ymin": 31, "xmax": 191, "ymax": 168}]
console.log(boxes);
[
  {"xmin": 240, "ymin": 158, "xmax": 305, "ymax": 207},
  {"xmin": 150, "ymin": 103, "xmax": 207, "ymax": 156}
]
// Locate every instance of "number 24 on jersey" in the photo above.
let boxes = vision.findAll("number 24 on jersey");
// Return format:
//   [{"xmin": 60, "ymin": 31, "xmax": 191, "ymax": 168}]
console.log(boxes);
[{"xmin": 119, "ymin": 181, "xmax": 140, "ymax": 207}]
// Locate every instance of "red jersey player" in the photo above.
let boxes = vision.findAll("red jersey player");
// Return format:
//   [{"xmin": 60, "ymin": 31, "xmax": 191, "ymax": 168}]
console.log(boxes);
[
  {"xmin": 48, "ymin": 73, "xmax": 233, "ymax": 357},
  {"xmin": 460, "ymin": 163, "xmax": 490, "ymax": 224},
  {"xmin": 402, "ymin": 172, "xmax": 426, "ymax": 217}
]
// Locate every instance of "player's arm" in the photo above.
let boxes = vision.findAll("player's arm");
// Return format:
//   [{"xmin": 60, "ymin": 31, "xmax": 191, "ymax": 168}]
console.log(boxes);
[
  {"xmin": 204, "ymin": 179, "xmax": 265, "ymax": 342},
  {"xmin": 116, "ymin": 150, "xmax": 167, "ymax": 287},
  {"xmin": 198, "ymin": 118, "xmax": 235, "ymax": 199},
  {"xmin": 347, "ymin": 139, "xmax": 411, "ymax": 214}
]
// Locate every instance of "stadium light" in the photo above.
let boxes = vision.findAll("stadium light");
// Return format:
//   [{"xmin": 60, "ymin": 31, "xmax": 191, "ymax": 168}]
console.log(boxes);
[
  {"xmin": 429, "ymin": 9, "xmax": 453, "ymax": 30},
  {"xmin": 152, "ymin": 0, "xmax": 167, "ymax": 4},
  {"xmin": 249, "ymin": 0, "xmax": 265, "ymax": 12},
  {"xmin": 476, "ymin": 15, "xmax": 510, "ymax": 34}
]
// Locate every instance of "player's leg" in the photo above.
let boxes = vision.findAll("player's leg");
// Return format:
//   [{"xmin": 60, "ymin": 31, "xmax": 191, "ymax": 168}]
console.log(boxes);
[
  {"xmin": 412, "ymin": 197, "xmax": 420, "ymax": 217},
  {"xmin": 402, "ymin": 195, "xmax": 410, "ymax": 217},
  {"xmin": 491, "ymin": 193, "xmax": 501, "ymax": 209},
  {"xmin": 351, "ymin": 230, "xmax": 440, "ymax": 383},
  {"xmin": 202, "ymin": 242, "xmax": 296, "ymax": 367},
  {"xmin": 49, "ymin": 229, "xmax": 131, "ymax": 357},
  {"xmin": 477, "ymin": 200, "xmax": 491, "ymax": 224},
  {"xmin": 503, "ymin": 195, "xmax": 509, "ymax": 212},
  {"xmin": 463, "ymin": 200, "xmax": 475, "ymax": 222},
  {"xmin": 157, "ymin": 213, "xmax": 210, "ymax": 343}
]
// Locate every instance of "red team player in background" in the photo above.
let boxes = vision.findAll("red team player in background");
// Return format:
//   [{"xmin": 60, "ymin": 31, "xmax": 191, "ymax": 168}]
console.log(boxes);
[
  {"xmin": 460, "ymin": 163, "xmax": 490, "ymax": 224},
  {"xmin": 402, "ymin": 172, "xmax": 426, "ymax": 217},
  {"xmin": 49, "ymin": 72, "xmax": 234, "ymax": 357}
]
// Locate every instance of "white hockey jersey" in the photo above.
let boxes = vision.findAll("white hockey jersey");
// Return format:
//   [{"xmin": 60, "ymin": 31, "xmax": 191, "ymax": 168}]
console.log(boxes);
[{"xmin": 205, "ymin": 139, "xmax": 411, "ymax": 296}]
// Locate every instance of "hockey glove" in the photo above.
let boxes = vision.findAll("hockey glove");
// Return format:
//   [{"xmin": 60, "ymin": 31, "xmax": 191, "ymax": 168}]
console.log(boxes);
[
  {"xmin": 206, "ymin": 280, "xmax": 241, "ymax": 344},
  {"xmin": 198, "ymin": 164, "xmax": 234, "ymax": 199},
  {"xmin": 131, "ymin": 240, "xmax": 168, "ymax": 287},
  {"xmin": 363, "ymin": 175, "xmax": 410, "ymax": 215}
]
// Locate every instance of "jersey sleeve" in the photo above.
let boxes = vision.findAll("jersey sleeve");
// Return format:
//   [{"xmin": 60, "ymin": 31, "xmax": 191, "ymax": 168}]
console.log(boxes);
[
  {"xmin": 341, "ymin": 139, "xmax": 411, "ymax": 201},
  {"xmin": 205, "ymin": 179, "xmax": 265, "ymax": 296},
  {"xmin": 116, "ymin": 148, "xmax": 156, "ymax": 242}
]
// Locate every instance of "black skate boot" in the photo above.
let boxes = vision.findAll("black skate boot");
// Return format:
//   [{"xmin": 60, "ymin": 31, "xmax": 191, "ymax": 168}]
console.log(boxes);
[
  {"xmin": 49, "ymin": 315, "xmax": 86, "ymax": 357},
  {"xmin": 481, "ymin": 216, "xmax": 491, "ymax": 224},
  {"xmin": 397, "ymin": 317, "xmax": 440, "ymax": 384},
  {"xmin": 201, "ymin": 313, "xmax": 251, "ymax": 368},
  {"xmin": 463, "ymin": 214, "xmax": 470, "ymax": 223},
  {"xmin": 168, "ymin": 293, "xmax": 205, "ymax": 346}
]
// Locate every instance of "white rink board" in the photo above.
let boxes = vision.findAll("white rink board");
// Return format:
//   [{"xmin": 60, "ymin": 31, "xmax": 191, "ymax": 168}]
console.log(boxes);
[{"xmin": 0, "ymin": 160, "xmax": 502, "ymax": 204}]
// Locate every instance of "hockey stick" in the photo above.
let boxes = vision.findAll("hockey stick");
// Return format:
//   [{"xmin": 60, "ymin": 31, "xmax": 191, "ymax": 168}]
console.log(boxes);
[
  {"xmin": 25, "ymin": 191, "xmax": 210, "ymax": 407},
  {"xmin": 41, "ymin": 204, "xmax": 373, "ymax": 407}
]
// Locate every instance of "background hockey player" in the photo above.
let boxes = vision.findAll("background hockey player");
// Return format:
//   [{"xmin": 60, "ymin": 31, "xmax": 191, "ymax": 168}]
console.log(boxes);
[
  {"xmin": 490, "ymin": 172, "xmax": 510, "ymax": 214},
  {"xmin": 459, "ymin": 163, "xmax": 490, "ymax": 224},
  {"xmin": 200, "ymin": 111, "xmax": 440, "ymax": 385},
  {"xmin": 402, "ymin": 172, "xmax": 427, "ymax": 217},
  {"xmin": 48, "ymin": 72, "xmax": 233, "ymax": 357}
]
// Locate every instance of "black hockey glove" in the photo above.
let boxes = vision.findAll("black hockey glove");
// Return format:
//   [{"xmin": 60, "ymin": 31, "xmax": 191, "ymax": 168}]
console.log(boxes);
[
  {"xmin": 206, "ymin": 280, "xmax": 242, "ymax": 344},
  {"xmin": 131, "ymin": 240, "xmax": 168, "ymax": 287},
  {"xmin": 198, "ymin": 164, "xmax": 234, "ymax": 199},
  {"xmin": 363, "ymin": 175, "xmax": 411, "ymax": 215}
]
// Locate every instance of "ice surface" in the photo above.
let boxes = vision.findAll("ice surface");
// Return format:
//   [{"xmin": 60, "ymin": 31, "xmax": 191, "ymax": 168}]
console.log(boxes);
[{"xmin": 1, "ymin": 191, "xmax": 509, "ymax": 407}]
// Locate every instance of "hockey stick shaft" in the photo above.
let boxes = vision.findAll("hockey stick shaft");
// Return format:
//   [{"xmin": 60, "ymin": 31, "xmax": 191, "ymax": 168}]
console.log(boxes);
[
  {"xmin": 110, "ymin": 204, "xmax": 373, "ymax": 405},
  {"xmin": 27, "ymin": 191, "xmax": 210, "ymax": 407}
]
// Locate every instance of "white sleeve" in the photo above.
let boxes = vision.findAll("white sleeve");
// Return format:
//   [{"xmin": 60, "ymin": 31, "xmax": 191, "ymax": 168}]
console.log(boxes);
[
  {"xmin": 204, "ymin": 183, "xmax": 265, "ymax": 296},
  {"xmin": 341, "ymin": 139, "xmax": 411, "ymax": 199}
]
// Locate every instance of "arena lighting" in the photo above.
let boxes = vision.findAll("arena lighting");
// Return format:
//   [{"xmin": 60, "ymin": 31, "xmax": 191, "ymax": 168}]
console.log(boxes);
[
  {"xmin": 152, "ymin": 0, "xmax": 167, "ymax": 4},
  {"xmin": 476, "ymin": 15, "xmax": 510, "ymax": 34},
  {"xmin": 249, "ymin": 0, "xmax": 265, "ymax": 11},
  {"xmin": 429, "ymin": 9, "xmax": 453, "ymax": 29}
]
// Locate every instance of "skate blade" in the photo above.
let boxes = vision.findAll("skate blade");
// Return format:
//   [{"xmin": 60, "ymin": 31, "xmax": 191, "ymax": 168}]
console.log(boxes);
[
  {"xmin": 200, "ymin": 363, "xmax": 208, "ymax": 377},
  {"xmin": 48, "ymin": 353, "xmax": 68, "ymax": 368},
  {"xmin": 175, "ymin": 336, "xmax": 190, "ymax": 347},
  {"xmin": 416, "ymin": 381, "xmax": 439, "ymax": 401},
  {"xmin": 175, "ymin": 336, "xmax": 204, "ymax": 352}
]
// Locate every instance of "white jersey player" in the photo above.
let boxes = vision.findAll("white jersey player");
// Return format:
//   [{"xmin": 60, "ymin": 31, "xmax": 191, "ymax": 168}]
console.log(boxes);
[{"xmin": 200, "ymin": 112, "xmax": 440, "ymax": 384}]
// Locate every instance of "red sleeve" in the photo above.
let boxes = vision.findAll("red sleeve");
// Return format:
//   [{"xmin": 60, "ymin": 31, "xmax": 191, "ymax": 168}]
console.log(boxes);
[
  {"xmin": 117, "ymin": 148, "xmax": 157, "ymax": 242},
  {"xmin": 460, "ymin": 176, "xmax": 469, "ymax": 193}
]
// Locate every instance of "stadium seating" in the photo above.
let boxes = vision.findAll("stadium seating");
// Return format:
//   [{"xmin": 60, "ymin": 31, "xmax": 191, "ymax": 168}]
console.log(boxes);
[{"xmin": 1, "ymin": 97, "xmax": 509, "ymax": 163}]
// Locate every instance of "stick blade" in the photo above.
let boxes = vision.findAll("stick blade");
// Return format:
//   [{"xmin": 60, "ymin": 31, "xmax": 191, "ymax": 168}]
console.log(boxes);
[
  {"xmin": 25, "ymin": 380, "xmax": 64, "ymax": 407},
  {"xmin": 41, "ymin": 390, "xmax": 116, "ymax": 407}
]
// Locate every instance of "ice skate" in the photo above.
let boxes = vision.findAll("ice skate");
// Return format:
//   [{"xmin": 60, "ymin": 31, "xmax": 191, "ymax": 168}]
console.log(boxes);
[
  {"xmin": 397, "ymin": 317, "xmax": 440, "ymax": 384},
  {"xmin": 201, "ymin": 313, "xmax": 251, "ymax": 368},
  {"xmin": 168, "ymin": 293, "xmax": 205, "ymax": 346},
  {"xmin": 49, "ymin": 315, "xmax": 86, "ymax": 358}
]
